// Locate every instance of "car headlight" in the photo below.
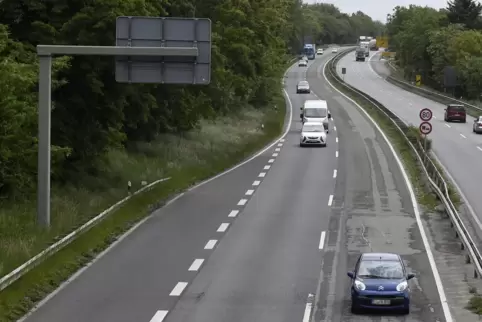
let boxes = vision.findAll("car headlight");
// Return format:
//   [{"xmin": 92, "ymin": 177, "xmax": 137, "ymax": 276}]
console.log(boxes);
[
  {"xmin": 354, "ymin": 280, "xmax": 366, "ymax": 291},
  {"xmin": 396, "ymin": 281, "xmax": 408, "ymax": 292}
]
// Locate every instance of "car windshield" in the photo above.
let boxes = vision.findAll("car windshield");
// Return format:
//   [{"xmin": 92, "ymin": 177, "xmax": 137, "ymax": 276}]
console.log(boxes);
[
  {"xmin": 357, "ymin": 260, "xmax": 404, "ymax": 279},
  {"xmin": 304, "ymin": 108, "xmax": 327, "ymax": 118},
  {"xmin": 298, "ymin": 81, "xmax": 309, "ymax": 86},
  {"xmin": 449, "ymin": 105, "xmax": 465, "ymax": 111},
  {"xmin": 303, "ymin": 124, "xmax": 324, "ymax": 132}
]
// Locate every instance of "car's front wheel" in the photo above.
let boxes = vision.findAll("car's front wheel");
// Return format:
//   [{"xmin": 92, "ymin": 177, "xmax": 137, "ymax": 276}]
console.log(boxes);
[
  {"xmin": 402, "ymin": 306, "xmax": 410, "ymax": 315},
  {"xmin": 350, "ymin": 301, "xmax": 360, "ymax": 314}
]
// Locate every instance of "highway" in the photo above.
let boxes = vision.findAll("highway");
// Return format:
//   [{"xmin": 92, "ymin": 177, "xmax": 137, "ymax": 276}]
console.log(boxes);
[
  {"xmin": 21, "ymin": 51, "xmax": 446, "ymax": 322},
  {"xmin": 335, "ymin": 51, "xmax": 482, "ymax": 239}
]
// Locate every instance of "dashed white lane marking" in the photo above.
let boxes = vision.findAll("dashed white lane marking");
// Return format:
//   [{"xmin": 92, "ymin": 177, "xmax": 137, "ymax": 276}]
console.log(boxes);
[
  {"xmin": 302, "ymin": 294, "xmax": 314, "ymax": 322},
  {"xmin": 275, "ymin": 148, "xmax": 281, "ymax": 151},
  {"xmin": 445, "ymin": 124, "xmax": 451, "ymax": 128},
  {"xmin": 217, "ymin": 223, "xmax": 229, "ymax": 232},
  {"xmin": 478, "ymin": 147, "xmax": 482, "ymax": 152},
  {"xmin": 433, "ymin": 115, "xmax": 437, "ymax": 119},
  {"xmin": 328, "ymin": 195, "xmax": 333, "ymax": 206},
  {"xmin": 228, "ymin": 210, "xmax": 239, "ymax": 217},
  {"xmin": 264, "ymin": 165, "xmax": 271, "ymax": 170},
  {"xmin": 188, "ymin": 259, "xmax": 204, "ymax": 271},
  {"xmin": 246, "ymin": 189, "xmax": 254, "ymax": 195},
  {"xmin": 149, "ymin": 310, "xmax": 168, "ymax": 322},
  {"xmin": 277, "ymin": 143, "xmax": 283, "ymax": 147},
  {"xmin": 333, "ymin": 169, "xmax": 337, "ymax": 178},
  {"xmin": 204, "ymin": 240, "xmax": 217, "ymax": 249},
  {"xmin": 169, "ymin": 282, "xmax": 188, "ymax": 296},
  {"xmin": 319, "ymin": 231, "xmax": 326, "ymax": 250},
  {"xmin": 268, "ymin": 159, "xmax": 275, "ymax": 163},
  {"xmin": 335, "ymin": 151, "xmax": 339, "ymax": 158},
  {"xmin": 280, "ymin": 138, "xmax": 285, "ymax": 142},
  {"xmin": 237, "ymin": 199, "xmax": 247, "ymax": 206},
  {"xmin": 272, "ymin": 153, "xmax": 278, "ymax": 157},
  {"xmin": 334, "ymin": 126, "xmax": 337, "ymax": 131},
  {"xmin": 259, "ymin": 172, "xmax": 266, "ymax": 177},
  {"xmin": 253, "ymin": 180, "xmax": 261, "ymax": 186},
  {"xmin": 460, "ymin": 134, "xmax": 466, "ymax": 138},
  {"xmin": 335, "ymin": 137, "xmax": 338, "ymax": 143}
]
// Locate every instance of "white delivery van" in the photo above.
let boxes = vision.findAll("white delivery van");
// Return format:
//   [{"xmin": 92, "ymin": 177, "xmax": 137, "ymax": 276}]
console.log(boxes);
[{"xmin": 300, "ymin": 100, "xmax": 331, "ymax": 132}]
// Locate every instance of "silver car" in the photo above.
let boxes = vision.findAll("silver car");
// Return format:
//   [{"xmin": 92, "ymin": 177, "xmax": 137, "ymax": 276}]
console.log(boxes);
[
  {"xmin": 296, "ymin": 80, "xmax": 310, "ymax": 93},
  {"xmin": 473, "ymin": 116, "xmax": 482, "ymax": 133},
  {"xmin": 300, "ymin": 122, "xmax": 327, "ymax": 147},
  {"xmin": 298, "ymin": 59, "xmax": 307, "ymax": 67}
]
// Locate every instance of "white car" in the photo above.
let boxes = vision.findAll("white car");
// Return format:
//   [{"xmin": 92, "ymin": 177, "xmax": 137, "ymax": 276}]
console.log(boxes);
[
  {"xmin": 300, "ymin": 122, "xmax": 327, "ymax": 147},
  {"xmin": 317, "ymin": 49, "xmax": 324, "ymax": 55},
  {"xmin": 298, "ymin": 60, "xmax": 307, "ymax": 67},
  {"xmin": 332, "ymin": 48, "xmax": 338, "ymax": 53},
  {"xmin": 296, "ymin": 80, "xmax": 310, "ymax": 93}
]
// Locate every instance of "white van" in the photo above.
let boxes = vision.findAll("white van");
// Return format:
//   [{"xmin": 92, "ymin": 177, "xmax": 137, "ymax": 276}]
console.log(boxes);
[{"xmin": 300, "ymin": 100, "xmax": 331, "ymax": 132}]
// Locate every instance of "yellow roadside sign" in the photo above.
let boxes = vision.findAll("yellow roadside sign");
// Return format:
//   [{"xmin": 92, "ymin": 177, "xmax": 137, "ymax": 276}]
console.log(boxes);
[
  {"xmin": 376, "ymin": 36, "xmax": 389, "ymax": 48},
  {"xmin": 415, "ymin": 75, "xmax": 421, "ymax": 86}
]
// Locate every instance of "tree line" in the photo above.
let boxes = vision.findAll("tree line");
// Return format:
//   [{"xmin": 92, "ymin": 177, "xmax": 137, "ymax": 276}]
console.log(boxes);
[
  {"xmin": 0, "ymin": 0, "xmax": 382, "ymax": 200},
  {"xmin": 387, "ymin": 0, "xmax": 482, "ymax": 99}
]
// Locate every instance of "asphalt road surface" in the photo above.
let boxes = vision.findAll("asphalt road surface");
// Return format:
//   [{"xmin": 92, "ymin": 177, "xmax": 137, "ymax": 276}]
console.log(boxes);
[
  {"xmin": 336, "ymin": 50, "xmax": 482, "ymax": 235},
  {"xmin": 22, "ymin": 51, "xmax": 446, "ymax": 322}
]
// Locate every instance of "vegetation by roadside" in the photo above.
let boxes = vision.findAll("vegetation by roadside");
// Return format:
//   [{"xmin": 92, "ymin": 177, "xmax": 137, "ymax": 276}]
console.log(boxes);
[
  {"xmin": 0, "ymin": 95, "xmax": 286, "ymax": 322},
  {"xmin": 386, "ymin": 0, "xmax": 482, "ymax": 103}
]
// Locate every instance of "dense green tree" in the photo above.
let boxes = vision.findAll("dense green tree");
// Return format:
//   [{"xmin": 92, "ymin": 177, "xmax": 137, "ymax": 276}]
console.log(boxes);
[
  {"xmin": 387, "ymin": 2, "xmax": 482, "ymax": 99},
  {"xmin": 0, "ymin": 0, "xmax": 379, "ymax": 198},
  {"xmin": 447, "ymin": 0, "xmax": 482, "ymax": 29}
]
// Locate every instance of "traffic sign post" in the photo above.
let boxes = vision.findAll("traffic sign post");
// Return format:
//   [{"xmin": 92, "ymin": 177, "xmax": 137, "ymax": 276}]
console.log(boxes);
[
  {"xmin": 36, "ymin": 16, "xmax": 212, "ymax": 227},
  {"xmin": 341, "ymin": 67, "xmax": 346, "ymax": 81},
  {"xmin": 419, "ymin": 108, "xmax": 432, "ymax": 122},
  {"xmin": 419, "ymin": 121, "xmax": 432, "ymax": 164}
]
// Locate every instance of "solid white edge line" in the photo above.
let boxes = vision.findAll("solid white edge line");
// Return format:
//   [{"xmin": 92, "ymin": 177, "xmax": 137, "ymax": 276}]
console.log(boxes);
[
  {"xmin": 204, "ymin": 239, "xmax": 217, "ymax": 249},
  {"xmin": 327, "ymin": 195, "xmax": 333, "ymax": 206},
  {"xmin": 228, "ymin": 210, "xmax": 239, "ymax": 217},
  {"xmin": 237, "ymin": 199, "xmax": 247, "ymax": 206},
  {"xmin": 324, "ymin": 58, "xmax": 453, "ymax": 322},
  {"xmin": 217, "ymin": 223, "xmax": 229, "ymax": 232},
  {"xmin": 319, "ymin": 231, "xmax": 326, "ymax": 250},
  {"xmin": 188, "ymin": 259, "xmax": 204, "ymax": 271},
  {"xmin": 149, "ymin": 310, "xmax": 169, "ymax": 322},
  {"xmin": 333, "ymin": 169, "xmax": 337, "ymax": 178},
  {"xmin": 169, "ymin": 282, "xmax": 188, "ymax": 296},
  {"xmin": 253, "ymin": 180, "xmax": 261, "ymax": 186},
  {"xmin": 14, "ymin": 56, "xmax": 297, "ymax": 322},
  {"xmin": 246, "ymin": 189, "xmax": 254, "ymax": 195}
]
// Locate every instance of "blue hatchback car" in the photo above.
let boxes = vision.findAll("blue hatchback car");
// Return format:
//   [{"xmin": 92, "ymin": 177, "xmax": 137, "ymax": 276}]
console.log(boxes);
[{"xmin": 347, "ymin": 252, "xmax": 415, "ymax": 315}]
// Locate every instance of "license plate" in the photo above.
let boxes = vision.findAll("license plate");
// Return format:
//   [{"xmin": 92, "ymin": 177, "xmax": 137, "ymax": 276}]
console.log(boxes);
[{"xmin": 372, "ymin": 299, "xmax": 390, "ymax": 305}]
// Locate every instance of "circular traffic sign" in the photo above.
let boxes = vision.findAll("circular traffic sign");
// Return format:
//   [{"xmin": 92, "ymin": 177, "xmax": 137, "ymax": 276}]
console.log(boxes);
[
  {"xmin": 419, "ymin": 108, "xmax": 433, "ymax": 121},
  {"xmin": 419, "ymin": 121, "xmax": 432, "ymax": 135}
]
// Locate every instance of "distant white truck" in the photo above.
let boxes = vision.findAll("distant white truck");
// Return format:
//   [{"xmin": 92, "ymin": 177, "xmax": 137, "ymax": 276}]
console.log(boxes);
[{"xmin": 359, "ymin": 41, "xmax": 369, "ymax": 57}]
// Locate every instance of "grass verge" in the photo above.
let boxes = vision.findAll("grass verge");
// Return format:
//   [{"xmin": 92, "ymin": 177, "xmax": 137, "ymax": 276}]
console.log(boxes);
[
  {"xmin": 325, "ymin": 54, "xmax": 439, "ymax": 210},
  {"xmin": 0, "ymin": 89, "xmax": 287, "ymax": 321},
  {"xmin": 467, "ymin": 294, "xmax": 482, "ymax": 315}
]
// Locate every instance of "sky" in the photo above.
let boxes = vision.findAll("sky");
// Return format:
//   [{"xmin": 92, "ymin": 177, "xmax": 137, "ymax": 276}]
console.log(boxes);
[{"xmin": 302, "ymin": 0, "xmax": 450, "ymax": 22}]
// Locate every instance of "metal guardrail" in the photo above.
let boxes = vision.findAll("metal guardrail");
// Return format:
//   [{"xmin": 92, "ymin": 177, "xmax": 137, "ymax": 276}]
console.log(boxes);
[
  {"xmin": 328, "ymin": 49, "xmax": 482, "ymax": 279},
  {"xmin": 0, "ymin": 177, "xmax": 171, "ymax": 291},
  {"xmin": 385, "ymin": 61, "xmax": 482, "ymax": 115}
]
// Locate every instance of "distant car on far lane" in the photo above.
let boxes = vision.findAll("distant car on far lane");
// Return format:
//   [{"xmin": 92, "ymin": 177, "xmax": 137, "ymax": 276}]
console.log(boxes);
[
  {"xmin": 331, "ymin": 47, "xmax": 338, "ymax": 53},
  {"xmin": 298, "ymin": 59, "xmax": 307, "ymax": 67},
  {"xmin": 296, "ymin": 80, "xmax": 310, "ymax": 94},
  {"xmin": 347, "ymin": 252, "xmax": 414, "ymax": 315},
  {"xmin": 444, "ymin": 104, "xmax": 466, "ymax": 123},
  {"xmin": 473, "ymin": 116, "xmax": 482, "ymax": 133},
  {"xmin": 299, "ymin": 122, "xmax": 327, "ymax": 147},
  {"xmin": 317, "ymin": 48, "xmax": 324, "ymax": 55}
]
